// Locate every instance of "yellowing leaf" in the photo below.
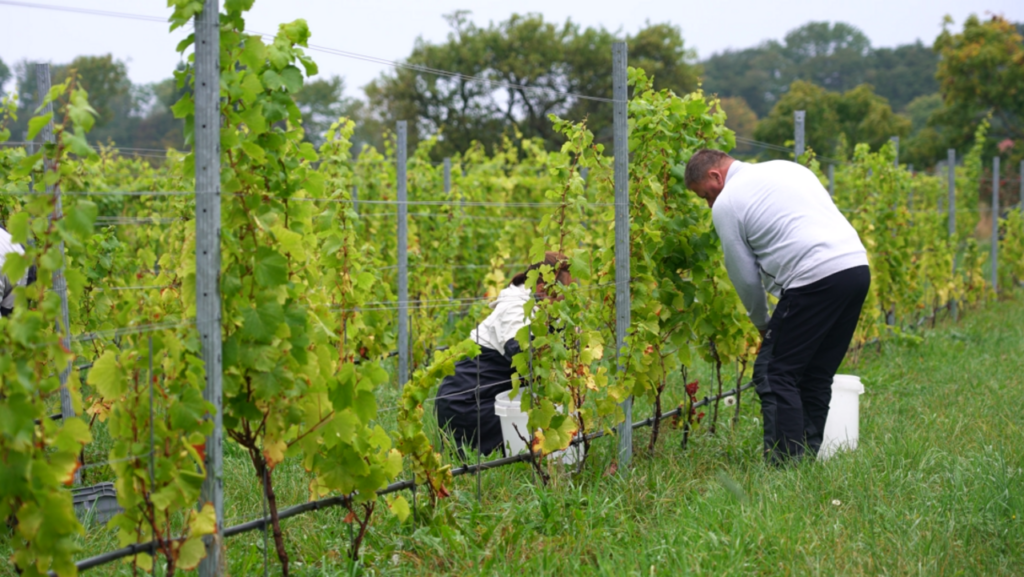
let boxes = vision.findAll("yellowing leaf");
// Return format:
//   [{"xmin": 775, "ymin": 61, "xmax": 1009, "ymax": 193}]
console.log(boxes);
[
  {"xmin": 134, "ymin": 552, "xmax": 154, "ymax": 571},
  {"xmin": 190, "ymin": 503, "xmax": 217, "ymax": 537},
  {"xmin": 176, "ymin": 536, "xmax": 207, "ymax": 570},
  {"xmin": 87, "ymin": 350, "xmax": 125, "ymax": 399},
  {"xmin": 54, "ymin": 418, "xmax": 92, "ymax": 453},
  {"xmin": 383, "ymin": 448, "xmax": 402, "ymax": 479},
  {"xmin": 388, "ymin": 495, "xmax": 411, "ymax": 523},
  {"xmin": 273, "ymin": 225, "xmax": 306, "ymax": 260},
  {"xmin": 264, "ymin": 439, "xmax": 287, "ymax": 469}
]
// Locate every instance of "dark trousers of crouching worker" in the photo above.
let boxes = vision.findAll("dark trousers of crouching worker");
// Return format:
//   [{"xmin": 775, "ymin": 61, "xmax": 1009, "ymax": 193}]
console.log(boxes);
[
  {"xmin": 754, "ymin": 265, "xmax": 871, "ymax": 463},
  {"xmin": 434, "ymin": 347, "xmax": 516, "ymax": 458}
]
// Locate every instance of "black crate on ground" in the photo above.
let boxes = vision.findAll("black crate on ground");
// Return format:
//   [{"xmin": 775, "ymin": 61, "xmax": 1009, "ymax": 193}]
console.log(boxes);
[{"xmin": 72, "ymin": 482, "xmax": 122, "ymax": 526}]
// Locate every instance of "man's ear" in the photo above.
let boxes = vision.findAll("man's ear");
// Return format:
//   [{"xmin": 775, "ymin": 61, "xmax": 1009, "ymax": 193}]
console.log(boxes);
[{"xmin": 710, "ymin": 166, "xmax": 726, "ymax": 184}]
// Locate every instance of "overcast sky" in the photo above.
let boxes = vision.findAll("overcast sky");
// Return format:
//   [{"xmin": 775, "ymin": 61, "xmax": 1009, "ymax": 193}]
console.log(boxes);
[{"xmin": 2, "ymin": 0, "xmax": 1022, "ymax": 97}]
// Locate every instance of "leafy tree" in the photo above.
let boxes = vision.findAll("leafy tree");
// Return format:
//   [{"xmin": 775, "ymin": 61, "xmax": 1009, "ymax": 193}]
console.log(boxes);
[
  {"xmin": 698, "ymin": 41, "xmax": 790, "ymax": 118},
  {"xmin": 130, "ymin": 76, "xmax": 187, "ymax": 151},
  {"xmin": 866, "ymin": 41, "xmax": 939, "ymax": 111},
  {"xmin": 0, "ymin": 57, "xmax": 10, "ymax": 96},
  {"xmin": 717, "ymin": 96, "xmax": 758, "ymax": 155},
  {"xmin": 293, "ymin": 75, "xmax": 364, "ymax": 147},
  {"xmin": 11, "ymin": 55, "xmax": 144, "ymax": 149},
  {"xmin": 836, "ymin": 84, "xmax": 911, "ymax": 151},
  {"xmin": 702, "ymin": 21, "xmax": 939, "ymax": 118},
  {"xmin": 751, "ymin": 80, "xmax": 840, "ymax": 156},
  {"xmin": 901, "ymin": 93, "xmax": 947, "ymax": 168},
  {"xmin": 55, "ymin": 55, "xmax": 136, "ymax": 128},
  {"xmin": 365, "ymin": 12, "xmax": 701, "ymax": 157},
  {"xmin": 752, "ymin": 80, "xmax": 909, "ymax": 159},
  {"xmin": 933, "ymin": 15, "xmax": 1024, "ymax": 162},
  {"xmin": 783, "ymin": 22, "xmax": 872, "ymax": 92}
]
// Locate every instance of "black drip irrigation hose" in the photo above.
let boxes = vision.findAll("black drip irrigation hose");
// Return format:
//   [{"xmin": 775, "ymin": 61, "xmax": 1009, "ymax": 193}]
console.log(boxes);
[{"xmin": 61, "ymin": 381, "xmax": 753, "ymax": 574}]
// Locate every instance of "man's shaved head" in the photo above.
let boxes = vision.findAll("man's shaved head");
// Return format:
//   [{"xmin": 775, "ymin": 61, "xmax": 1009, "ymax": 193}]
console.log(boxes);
[{"xmin": 684, "ymin": 149, "xmax": 733, "ymax": 190}]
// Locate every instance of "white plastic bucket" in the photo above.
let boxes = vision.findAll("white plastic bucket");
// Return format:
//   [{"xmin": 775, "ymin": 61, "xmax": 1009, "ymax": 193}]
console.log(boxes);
[
  {"xmin": 819, "ymin": 374, "xmax": 865, "ymax": 460},
  {"xmin": 493, "ymin": 390, "xmax": 583, "ymax": 465}
]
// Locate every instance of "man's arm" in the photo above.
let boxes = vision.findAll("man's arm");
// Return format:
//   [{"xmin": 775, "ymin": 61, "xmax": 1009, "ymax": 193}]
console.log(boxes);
[{"xmin": 712, "ymin": 200, "xmax": 770, "ymax": 332}]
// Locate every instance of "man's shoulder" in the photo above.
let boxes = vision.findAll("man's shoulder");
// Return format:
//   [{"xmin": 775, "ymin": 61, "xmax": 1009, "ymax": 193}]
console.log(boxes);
[
  {"xmin": 736, "ymin": 160, "xmax": 803, "ymax": 176},
  {"xmin": 0, "ymin": 228, "xmax": 22, "ymax": 256}
]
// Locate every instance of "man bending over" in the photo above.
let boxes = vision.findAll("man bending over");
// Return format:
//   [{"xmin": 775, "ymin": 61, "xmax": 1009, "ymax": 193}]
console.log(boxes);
[{"xmin": 684, "ymin": 149, "xmax": 870, "ymax": 463}]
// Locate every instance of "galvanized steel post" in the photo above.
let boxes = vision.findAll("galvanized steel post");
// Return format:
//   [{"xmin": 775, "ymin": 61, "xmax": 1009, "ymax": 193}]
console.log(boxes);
[
  {"xmin": 948, "ymin": 150, "xmax": 956, "ymax": 237},
  {"xmin": 36, "ymin": 63, "xmax": 77, "ymax": 433},
  {"xmin": 828, "ymin": 164, "xmax": 835, "ymax": 198},
  {"xmin": 612, "ymin": 42, "xmax": 632, "ymax": 469},
  {"xmin": 948, "ymin": 149, "xmax": 957, "ymax": 320},
  {"xmin": 397, "ymin": 122, "xmax": 409, "ymax": 389},
  {"xmin": 890, "ymin": 136, "xmax": 899, "ymax": 167},
  {"xmin": 908, "ymin": 164, "xmax": 914, "ymax": 211},
  {"xmin": 444, "ymin": 157, "xmax": 455, "ymax": 325},
  {"xmin": 195, "ymin": 0, "xmax": 224, "ymax": 574},
  {"xmin": 443, "ymin": 157, "xmax": 452, "ymax": 196},
  {"xmin": 794, "ymin": 110, "xmax": 805, "ymax": 158},
  {"xmin": 991, "ymin": 157, "xmax": 999, "ymax": 293}
]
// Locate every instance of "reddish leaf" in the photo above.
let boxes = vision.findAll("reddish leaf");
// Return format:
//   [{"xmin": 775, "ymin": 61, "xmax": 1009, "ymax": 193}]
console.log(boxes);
[
  {"xmin": 685, "ymin": 380, "xmax": 699, "ymax": 396},
  {"xmin": 63, "ymin": 460, "xmax": 82, "ymax": 486}
]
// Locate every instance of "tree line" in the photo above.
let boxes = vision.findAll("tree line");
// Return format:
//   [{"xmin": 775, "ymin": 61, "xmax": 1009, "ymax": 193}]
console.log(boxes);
[{"xmin": 1, "ymin": 12, "xmax": 1020, "ymax": 172}]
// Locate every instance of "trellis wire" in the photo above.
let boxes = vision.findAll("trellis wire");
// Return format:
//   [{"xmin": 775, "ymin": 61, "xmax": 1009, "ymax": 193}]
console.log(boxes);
[
  {"xmin": 62, "ymin": 380, "xmax": 752, "ymax": 574},
  {"xmin": 2, "ymin": 0, "xmax": 624, "ymax": 108},
  {"xmin": 72, "ymin": 319, "xmax": 194, "ymax": 343},
  {"xmin": 12, "ymin": 8, "xmax": 1017, "ymax": 574}
]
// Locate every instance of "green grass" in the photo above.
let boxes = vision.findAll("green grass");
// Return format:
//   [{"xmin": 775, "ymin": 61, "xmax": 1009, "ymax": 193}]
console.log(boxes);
[{"xmin": 10, "ymin": 293, "xmax": 1024, "ymax": 575}]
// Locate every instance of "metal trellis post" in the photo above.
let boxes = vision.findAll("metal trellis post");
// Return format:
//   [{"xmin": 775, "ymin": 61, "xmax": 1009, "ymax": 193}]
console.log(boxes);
[
  {"xmin": 612, "ymin": 42, "xmax": 632, "ymax": 469},
  {"xmin": 444, "ymin": 157, "xmax": 455, "ymax": 326},
  {"xmin": 443, "ymin": 157, "xmax": 452, "ymax": 196},
  {"xmin": 195, "ymin": 0, "xmax": 224, "ymax": 574},
  {"xmin": 1019, "ymin": 160, "xmax": 1023, "ymax": 213},
  {"xmin": 36, "ymin": 64, "xmax": 77, "ymax": 439},
  {"xmin": 948, "ymin": 149, "xmax": 957, "ymax": 321},
  {"xmin": 397, "ymin": 121, "xmax": 409, "ymax": 389},
  {"xmin": 937, "ymin": 162, "xmax": 944, "ymax": 213},
  {"xmin": 991, "ymin": 156, "xmax": 999, "ymax": 293},
  {"xmin": 793, "ymin": 110, "xmax": 805, "ymax": 158},
  {"xmin": 908, "ymin": 164, "xmax": 914, "ymax": 211},
  {"xmin": 890, "ymin": 136, "xmax": 899, "ymax": 167},
  {"xmin": 828, "ymin": 164, "xmax": 835, "ymax": 198},
  {"xmin": 351, "ymin": 184, "xmax": 358, "ymax": 215}
]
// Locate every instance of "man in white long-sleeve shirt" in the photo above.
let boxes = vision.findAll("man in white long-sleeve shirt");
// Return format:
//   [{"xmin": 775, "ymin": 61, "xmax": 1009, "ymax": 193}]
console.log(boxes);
[{"xmin": 685, "ymin": 149, "xmax": 871, "ymax": 463}]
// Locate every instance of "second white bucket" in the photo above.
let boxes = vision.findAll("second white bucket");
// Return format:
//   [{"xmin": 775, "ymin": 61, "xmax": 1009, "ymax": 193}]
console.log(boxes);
[
  {"xmin": 493, "ymin": 390, "xmax": 583, "ymax": 465},
  {"xmin": 819, "ymin": 374, "xmax": 865, "ymax": 461}
]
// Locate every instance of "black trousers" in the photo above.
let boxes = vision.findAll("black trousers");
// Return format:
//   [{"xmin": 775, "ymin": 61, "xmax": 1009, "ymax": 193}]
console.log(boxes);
[{"xmin": 753, "ymin": 265, "xmax": 870, "ymax": 463}]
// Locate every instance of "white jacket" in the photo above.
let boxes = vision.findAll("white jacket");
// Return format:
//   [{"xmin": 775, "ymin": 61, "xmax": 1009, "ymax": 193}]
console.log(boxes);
[
  {"xmin": 469, "ymin": 283, "xmax": 531, "ymax": 353},
  {"xmin": 712, "ymin": 160, "xmax": 868, "ymax": 331},
  {"xmin": 0, "ymin": 227, "xmax": 26, "ymax": 311}
]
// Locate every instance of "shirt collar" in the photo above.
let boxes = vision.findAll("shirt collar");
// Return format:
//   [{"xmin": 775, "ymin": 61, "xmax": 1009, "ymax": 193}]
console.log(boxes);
[{"xmin": 725, "ymin": 160, "xmax": 746, "ymax": 186}]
